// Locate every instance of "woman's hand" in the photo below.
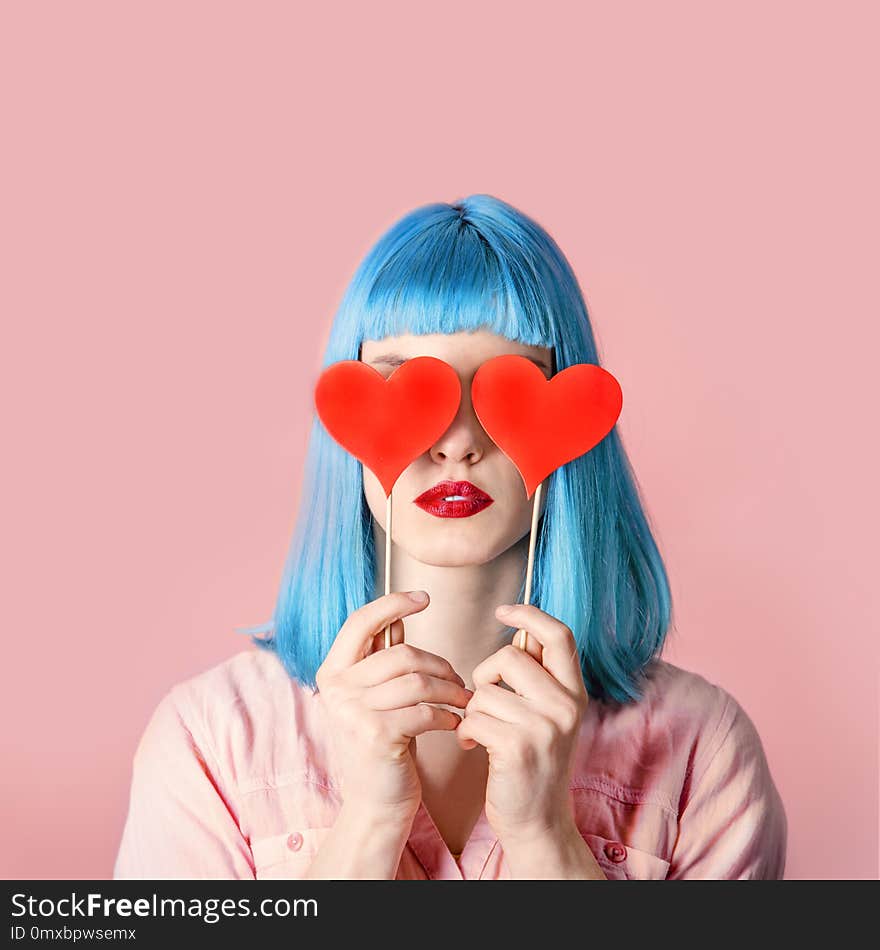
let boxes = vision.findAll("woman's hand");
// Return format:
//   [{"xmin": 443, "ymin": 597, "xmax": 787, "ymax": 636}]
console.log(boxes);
[
  {"xmin": 455, "ymin": 603, "xmax": 590, "ymax": 844},
  {"xmin": 315, "ymin": 590, "xmax": 473, "ymax": 829}
]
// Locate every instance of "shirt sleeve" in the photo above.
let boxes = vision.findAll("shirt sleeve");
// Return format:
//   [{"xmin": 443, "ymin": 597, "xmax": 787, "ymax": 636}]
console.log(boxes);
[
  {"xmin": 667, "ymin": 692, "xmax": 788, "ymax": 880},
  {"xmin": 113, "ymin": 685, "xmax": 256, "ymax": 880}
]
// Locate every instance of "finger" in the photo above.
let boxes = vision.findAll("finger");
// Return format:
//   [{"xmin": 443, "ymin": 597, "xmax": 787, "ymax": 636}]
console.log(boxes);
[
  {"xmin": 509, "ymin": 627, "xmax": 543, "ymax": 665},
  {"xmin": 494, "ymin": 604, "xmax": 584, "ymax": 696},
  {"xmin": 349, "ymin": 643, "xmax": 466, "ymax": 689},
  {"xmin": 469, "ymin": 680, "xmax": 578, "ymax": 738},
  {"xmin": 322, "ymin": 591, "xmax": 430, "ymax": 675},
  {"xmin": 498, "ymin": 612, "xmax": 544, "ymax": 664},
  {"xmin": 366, "ymin": 674, "xmax": 473, "ymax": 711},
  {"xmin": 472, "ymin": 643, "xmax": 560, "ymax": 704},
  {"xmin": 456, "ymin": 709, "xmax": 512, "ymax": 753},
  {"xmin": 387, "ymin": 703, "xmax": 463, "ymax": 739},
  {"xmin": 465, "ymin": 682, "xmax": 529, "ymax": 725},
  {"xmin": 369, "ymin": 617, "xmax": 404, "ymax": 655}
]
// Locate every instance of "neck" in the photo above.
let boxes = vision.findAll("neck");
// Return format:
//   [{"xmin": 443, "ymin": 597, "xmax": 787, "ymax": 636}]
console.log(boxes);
[{"xmin": 371, "ymin": 522, "xmax": 528, "ymax": 688}]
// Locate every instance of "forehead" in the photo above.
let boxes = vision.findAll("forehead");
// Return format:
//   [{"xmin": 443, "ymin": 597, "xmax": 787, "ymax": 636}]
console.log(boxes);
[{"xmin": 360, "ymin": 330, "xmax": 552, "ymax": 368}]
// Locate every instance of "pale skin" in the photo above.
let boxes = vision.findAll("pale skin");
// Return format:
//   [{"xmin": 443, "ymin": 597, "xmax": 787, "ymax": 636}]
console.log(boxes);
[{"xmin": 306, "ymin": 330, "xmax": 606, "ymax": 880}]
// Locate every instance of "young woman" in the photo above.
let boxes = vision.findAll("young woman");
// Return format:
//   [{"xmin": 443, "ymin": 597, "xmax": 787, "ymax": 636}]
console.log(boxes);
[{"xmin": 114, "ymin": 195, "xmax": 787, "ymax": 880}]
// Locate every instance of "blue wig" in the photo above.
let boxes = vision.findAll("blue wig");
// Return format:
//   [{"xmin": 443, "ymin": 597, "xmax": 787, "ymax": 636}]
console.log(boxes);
[{"xmin": 237, "ymin": 195, "xmax": 673, "ymax": 705}]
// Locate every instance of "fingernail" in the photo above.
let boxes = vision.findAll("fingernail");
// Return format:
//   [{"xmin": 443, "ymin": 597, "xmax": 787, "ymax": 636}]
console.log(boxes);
[
  {"xmin": 496, "ymin": 604, "xmax": 514, "ymax": 615},
  {"xmin": 407, "ymin": 590, "xmax": 428, "ymax": 603}
]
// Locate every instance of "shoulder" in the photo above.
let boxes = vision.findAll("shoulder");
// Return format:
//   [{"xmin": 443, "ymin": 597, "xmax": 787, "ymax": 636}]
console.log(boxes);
[
  {"xmin": 592, "ymin": 656, "xmax": 736, "ymax": 749},
  {"xmin": 640, "ymin": 658, "xmax": 769, "ymax": 780},
  {"xmin": 146, "ymin": 648, "xmax": 332, "ymax": 793},
  {"xmin": 637, "ymin": 656, "xmax": 731, "ymax": 713},
  {"xmin": 577, "ymin": 657, "xmax": 756, "ymax": 808},
  {"xmin": 167, "ymin": 647, "xmax": 311, "ymax": 721},
  {"xmin": 642, "ymin": 658, "xmax": 776, "ymax": 779},
  {"xmin": 640, "ymin": 657, "xmax": 739, "ymax": 749}
]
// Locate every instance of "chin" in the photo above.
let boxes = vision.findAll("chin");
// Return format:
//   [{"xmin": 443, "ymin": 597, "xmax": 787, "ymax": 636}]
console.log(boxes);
[{"xmin": 404, "ymin": 536, "xmax": 506, "ymax": 567}]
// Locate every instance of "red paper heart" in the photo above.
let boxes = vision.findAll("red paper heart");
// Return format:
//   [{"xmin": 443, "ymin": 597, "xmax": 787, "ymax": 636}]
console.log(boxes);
[
  {"xmin": 471, "ymin": 355, "xmax": 623, "ymax": 499},
  {"xmin": 314, "ymin": 356, "xmax": 462, "ymax": 496}
]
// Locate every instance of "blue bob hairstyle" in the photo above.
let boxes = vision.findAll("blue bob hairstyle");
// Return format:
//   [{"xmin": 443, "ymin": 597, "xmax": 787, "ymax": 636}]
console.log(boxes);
[{"xmin": 237, "ymin": 194, "xmax": 674, "ymax": 705}]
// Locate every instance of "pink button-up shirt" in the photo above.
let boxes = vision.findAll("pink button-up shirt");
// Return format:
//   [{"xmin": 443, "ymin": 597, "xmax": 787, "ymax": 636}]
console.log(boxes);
[{"xmin": 113, "ymin": 648, "xmax": 787, "ymax": 880}]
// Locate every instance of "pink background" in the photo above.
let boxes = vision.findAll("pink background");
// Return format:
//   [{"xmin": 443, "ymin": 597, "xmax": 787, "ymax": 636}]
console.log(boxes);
[{"xmin": 2, "ymin": 2, "xmax": 877, "ymax": 880}]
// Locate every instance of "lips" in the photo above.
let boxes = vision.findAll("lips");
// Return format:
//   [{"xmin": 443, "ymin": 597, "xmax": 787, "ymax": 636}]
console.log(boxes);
[{"xmin": 414, "ymin": 480, "xmax": 494, "ymax": 518}]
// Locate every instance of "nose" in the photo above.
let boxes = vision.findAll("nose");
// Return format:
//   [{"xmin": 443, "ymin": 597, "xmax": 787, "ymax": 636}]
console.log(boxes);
[{"xmin": 428, "ymin": 384, "xmax": 488, "ymax": 466}]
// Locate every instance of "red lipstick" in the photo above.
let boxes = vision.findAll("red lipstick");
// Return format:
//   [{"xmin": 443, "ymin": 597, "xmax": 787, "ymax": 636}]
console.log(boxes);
[{"xmin": 413, "ymin": 480, "xmax": 494, "ymax": 518}]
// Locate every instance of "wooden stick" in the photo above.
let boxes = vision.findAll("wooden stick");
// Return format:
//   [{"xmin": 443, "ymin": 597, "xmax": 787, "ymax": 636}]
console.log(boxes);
[
  {"xmin": 381, "ymin": 487, "xmax": 418, "ymax": 765},
  {"xmin": 516, "ymin": 480, "xmax": 543, "ymax": 651},
  {"xmin": 384, "ymin": 489, "xmax": 393, "ymax": 649}
]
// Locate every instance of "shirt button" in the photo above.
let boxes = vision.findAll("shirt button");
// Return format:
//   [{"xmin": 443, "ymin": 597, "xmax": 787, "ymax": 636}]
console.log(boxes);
[
  {"xmin": 603, "ymin": 842, "xmax": 627, "ymax": 863},
  {"xmin": 286, "ymin": 832, "xmax": 303, "ymax": 852}
]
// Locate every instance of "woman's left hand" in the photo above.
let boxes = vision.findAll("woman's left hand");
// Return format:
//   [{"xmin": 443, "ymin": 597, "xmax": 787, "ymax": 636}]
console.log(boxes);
[{"xmin": 456, "ymin": 603, "xmax": 590, "ymax": 844}]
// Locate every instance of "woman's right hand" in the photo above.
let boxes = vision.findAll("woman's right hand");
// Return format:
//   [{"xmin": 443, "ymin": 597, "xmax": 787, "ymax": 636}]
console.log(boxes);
[{"xmin": 314, "ymin": 590, "xmax": 472, "ymax": 827}]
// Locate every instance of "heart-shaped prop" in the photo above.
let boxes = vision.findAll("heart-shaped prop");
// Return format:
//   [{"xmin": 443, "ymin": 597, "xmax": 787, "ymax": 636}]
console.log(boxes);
[
  {"xmin": 314, "ymin": 356, "xmax": 462, "ymax": 496},
  {"xmin": 472, "ymin": 355, "xmax": 623, "ymax": 499}
]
